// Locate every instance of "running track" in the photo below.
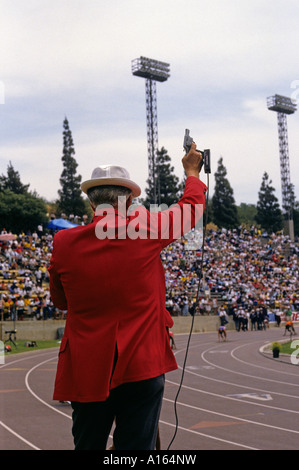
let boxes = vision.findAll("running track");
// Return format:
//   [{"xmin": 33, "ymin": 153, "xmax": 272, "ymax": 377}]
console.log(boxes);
[{"xmin": 1, "ymin": 327, "xmax": 298, "ymax": 451}]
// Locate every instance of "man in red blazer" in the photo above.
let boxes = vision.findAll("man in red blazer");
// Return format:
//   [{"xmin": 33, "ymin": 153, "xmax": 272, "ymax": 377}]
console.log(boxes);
[{"xmin": 49, "ymin": 143, "xmax": 207, "ymax": 450}]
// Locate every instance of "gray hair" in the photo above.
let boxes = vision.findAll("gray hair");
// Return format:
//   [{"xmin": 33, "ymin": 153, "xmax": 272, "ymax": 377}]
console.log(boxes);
[{"xmin": 87, "ymin": 185, "xmax": 132, "ymax": 209}]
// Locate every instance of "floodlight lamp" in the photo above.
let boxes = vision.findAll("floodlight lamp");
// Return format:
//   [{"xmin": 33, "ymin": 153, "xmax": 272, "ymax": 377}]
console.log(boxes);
[
  {"xmin": 131, "ymin": 56, "xmax": 170, "ymax": 82},
  {"xmin": 267, "ymin": 94, "xmax": 297, "ymax": 114}
]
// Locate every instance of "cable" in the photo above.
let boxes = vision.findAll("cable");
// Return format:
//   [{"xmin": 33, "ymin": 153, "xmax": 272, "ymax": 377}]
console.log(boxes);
[
  {"xmin": 166, "ymin": 312, "xmax": 194, "ymax": 450},
  {"xmin": 167, "ymin": 174, "xmax": 209, "ymax": 450}
]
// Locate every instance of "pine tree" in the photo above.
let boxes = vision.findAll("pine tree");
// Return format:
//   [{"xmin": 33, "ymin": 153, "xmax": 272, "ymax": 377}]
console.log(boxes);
[
  {"xmin": 57, "ymin": 117, "xmax": 85, "ymax": 218},
  {"xmin": 283, "ymin": 182, "xmax": 296, "ymax": 221},
  {"xmin": 0, "ymin": 161, "xmax": 30, "ymax": 194},
  {"xmin": 143, "ymin": 147, "xmax": 180, "ymax": 208},
  {"xmin": 281, "ymin": 182, "xmax": 299, "ymax": 237},
  {"xmin": 212, "ymin": 157, "xmax": 239, "ymax": 229},
  {"xmin": 293, "ymin": 201, "xmax": 299, "ymax": 237},
  {"xmin": 255, "ymin": 172, "xmax": 283, "ymax": 233}
]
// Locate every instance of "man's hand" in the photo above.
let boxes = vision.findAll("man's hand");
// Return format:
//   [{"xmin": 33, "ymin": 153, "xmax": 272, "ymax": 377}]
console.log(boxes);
[{"xmin": 182, "ymin": 142, "xmax": 203, "ymax": 178}]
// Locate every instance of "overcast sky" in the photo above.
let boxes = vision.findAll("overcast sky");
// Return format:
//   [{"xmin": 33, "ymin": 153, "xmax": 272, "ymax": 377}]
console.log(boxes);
[{"xmin": 0, "ymin": 0, "xmax": 298, "ymax": 208}]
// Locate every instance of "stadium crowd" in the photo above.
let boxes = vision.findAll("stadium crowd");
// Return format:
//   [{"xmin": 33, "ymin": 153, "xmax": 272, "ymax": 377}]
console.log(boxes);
[
  {"xmin": 163, "ymin": 227, "xmax": 299, "ymax": 327},
  {"xmin": 0, "ymin": 229, "xmax": 61, "ymax": 321},
  {"xmin": 0, "ymin": 225, "xmax": 298, "ymax": 327}
]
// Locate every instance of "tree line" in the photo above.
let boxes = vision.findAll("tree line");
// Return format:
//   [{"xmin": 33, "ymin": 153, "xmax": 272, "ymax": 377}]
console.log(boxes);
[
  {"xmin": 0, "ymin": 118, "xmax": 90, "ymax": 234},
  {"xmin": 0, "ymin": 117, "xmax": 298, "ymax": 236}
]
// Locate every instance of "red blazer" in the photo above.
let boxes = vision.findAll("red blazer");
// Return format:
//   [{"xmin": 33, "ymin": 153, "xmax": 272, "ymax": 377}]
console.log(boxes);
[{"xmin": 49, "ymin": 176, "xmax": 207, "ymax": 402}]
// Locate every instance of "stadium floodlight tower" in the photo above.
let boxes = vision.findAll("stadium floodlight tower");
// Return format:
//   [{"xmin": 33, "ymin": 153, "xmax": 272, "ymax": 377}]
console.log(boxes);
[
  {"xmin": 132, "ymin": 56, "xmax": 170, "ymax": 204},
  {"xmin": 267, "ymin": 94, "xmax": 297, "ymax": 241}
]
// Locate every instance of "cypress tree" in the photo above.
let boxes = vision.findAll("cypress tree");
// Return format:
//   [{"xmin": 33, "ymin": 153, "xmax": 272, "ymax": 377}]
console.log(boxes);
[
  {"xmin": 144, "ymin": 147, "xmax": 180, "ymax": 208},
  {"xmin": 57, "ymin": 117, "xmax": 85, "ymax": 218},
  {"xmin": 256, "ymin": 172, "xmax": 283, "ymax": 233},
  {"xmin": 293, "ymin": 201, "xmax": 299, "ymax": 237},
  {"xmin": 212, "ymin": 157, "xmax": 239, "ymax": 229}
]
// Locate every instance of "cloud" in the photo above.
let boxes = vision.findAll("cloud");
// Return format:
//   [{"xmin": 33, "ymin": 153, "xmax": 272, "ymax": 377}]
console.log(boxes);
[
  {"xmin": 1, "ymin": 0, "xmax": 298, "ymax": 97},
  {"xmin": 0, "ymin": 0, "xmax": 298, "ymax": 207}
]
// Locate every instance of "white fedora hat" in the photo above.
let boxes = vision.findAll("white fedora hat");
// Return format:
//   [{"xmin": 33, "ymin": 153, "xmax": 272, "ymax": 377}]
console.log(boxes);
[{"xmin": 81, "ymin": 165, "xmax": 141, "ymax": 198}]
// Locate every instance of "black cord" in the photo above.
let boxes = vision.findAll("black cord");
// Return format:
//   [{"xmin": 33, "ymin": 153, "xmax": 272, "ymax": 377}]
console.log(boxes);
[
  {"xmin": 166, "ymin": 312, "xmax": 194, "ymax": 450},
  {"xmin": 167, "ymin": 174, "xmax": 209, "ymax": 450},
  {"xmin": 194, "ymin": 174, "xmax": 209, "ymax": 306}
]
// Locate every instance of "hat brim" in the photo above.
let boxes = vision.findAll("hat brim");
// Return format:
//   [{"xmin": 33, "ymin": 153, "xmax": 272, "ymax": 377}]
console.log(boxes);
[{"xmin": 81, "ymin": 177, "xmax": 141, "ymax": 198}]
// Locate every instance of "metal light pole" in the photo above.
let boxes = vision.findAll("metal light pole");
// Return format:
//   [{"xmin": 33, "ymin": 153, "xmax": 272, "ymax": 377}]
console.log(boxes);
[
  {"xmin": 132, "ymin": 56, "xmax": 170, "ymax": 204},
  {"xmin": 267, "ymin": 94, "xmax": 297, "ymax": 240}
]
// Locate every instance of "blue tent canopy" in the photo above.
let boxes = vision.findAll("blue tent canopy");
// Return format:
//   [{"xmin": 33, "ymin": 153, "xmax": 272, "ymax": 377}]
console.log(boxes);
[{"xmin": 48, "ymin": 218, "xmax": 78, "ymax": 230}]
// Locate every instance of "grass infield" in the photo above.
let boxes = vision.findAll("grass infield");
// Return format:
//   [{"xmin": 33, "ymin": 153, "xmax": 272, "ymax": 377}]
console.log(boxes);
[
  {"xmin": 2, "ymin": 339, "xmax": 60, "ymax": 355},
  {"xmin": 279, "ymin": 340, "xmax": 298, "ymax": 355}
]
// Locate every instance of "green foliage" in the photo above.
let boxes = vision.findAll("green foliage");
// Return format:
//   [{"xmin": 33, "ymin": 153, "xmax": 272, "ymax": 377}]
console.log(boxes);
[
  {"xmin": 0, "ymin": 161, "xmax": 30, "ymax": 194},
  {"xmin": 283, "ymin": 183, "xmax": 299, "ymax": 236},
  {"xmin": 237, "ymin": 203, "xmax": 257, "ymax": 227},
  {"xmin": 279, "ymin": 341, "xmax": 297, "ymax": 355},
  {"xmin": 211, "ymin": 157, "xmax": 239, "ymax": 229},
  {"xmin": 0, "ymin": 161, "xmax": 48, "ymax": 233},
  {"xmin": 282, "ymin": 182, "xmax": 296, "ymax": 219},
  {"xmin": 256, "ymin": 172, "xmax": 283, "ymax": 233},
  {"xmin": 4, "ymin": 340, "xmax": 60, "ymax": 355},
  {"xmin": 293, "ymin": 202, "xmax": 299, "ymax": 236},
  {"xmin": 143, "ymin": 147, "xmax": 180, "ymax": 208},
  {"xmin": 57, "ymin": 117, "xmax": 86, "ymax": 217},
  {"xmin": 0, "ymin": 189, "xmax": 48, "ymax": 234}
]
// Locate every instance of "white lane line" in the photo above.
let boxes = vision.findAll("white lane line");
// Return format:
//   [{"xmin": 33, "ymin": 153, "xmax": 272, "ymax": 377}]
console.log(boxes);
[
  {"xmin": 230, "ymin": 341, "xmax": 299, "ymax": 376},
  {"xmin": 163, "ymin": 386, "xmax": 299, "ymax": 435},
  {"xmin": 0, "ymin": 350, "xmax": 62, "ymax": 449},
  {"xmin": 25, "ymin": 351, "xmax": 257, "ymax": 449},
  {"xmin": 166, "ymin": 345, "xmax": 299, "ymax": 435},
  {"xmin": 176, "ymin": 360, "xmax": 299, "ymax": 401},
  {"xmin": 0, "ymin": 349, "xmax": 59, "ymax": 369},
  {"xmin": 201, "ymin": 344, "xmax": 299, "ymax": 388},
  {"xmin": 24, "ymin": 356, "xmax": 72, "ymax": 419},
  {"xmin": 159, "ymin": 417, "xmax": 258, "ymax": 450},
  {"xmin": 0, "ymin": 420, "xmax": 40, "ymax": 450},
  {"xmin": 203, "ymin": 340, "xmax": 299, "ymax": 381},
  {"xmin": 172, "ymin": 343, "xmax": 299, "ymax": 401}
]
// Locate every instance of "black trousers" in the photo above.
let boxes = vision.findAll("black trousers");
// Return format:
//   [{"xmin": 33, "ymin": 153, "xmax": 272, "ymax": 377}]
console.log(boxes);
[{"xmin": 71, "ymin": 374, "xmax": 165, "ymax": 450}]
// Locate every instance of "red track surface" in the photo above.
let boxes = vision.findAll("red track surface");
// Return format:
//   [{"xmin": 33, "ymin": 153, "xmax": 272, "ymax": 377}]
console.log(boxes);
[{"xmin": 1, "ymin": 328, "xmax": 299, "ymax": 453}]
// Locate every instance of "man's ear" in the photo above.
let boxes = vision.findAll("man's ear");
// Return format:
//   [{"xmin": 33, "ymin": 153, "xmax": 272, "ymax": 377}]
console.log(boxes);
[
  {"xmin": 89, "ymin": 200, "xmax": 96, "ymax": 212},
  {"xmin": 126, "ymin": 194, "xmax": 133, "ymax": 209}
]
